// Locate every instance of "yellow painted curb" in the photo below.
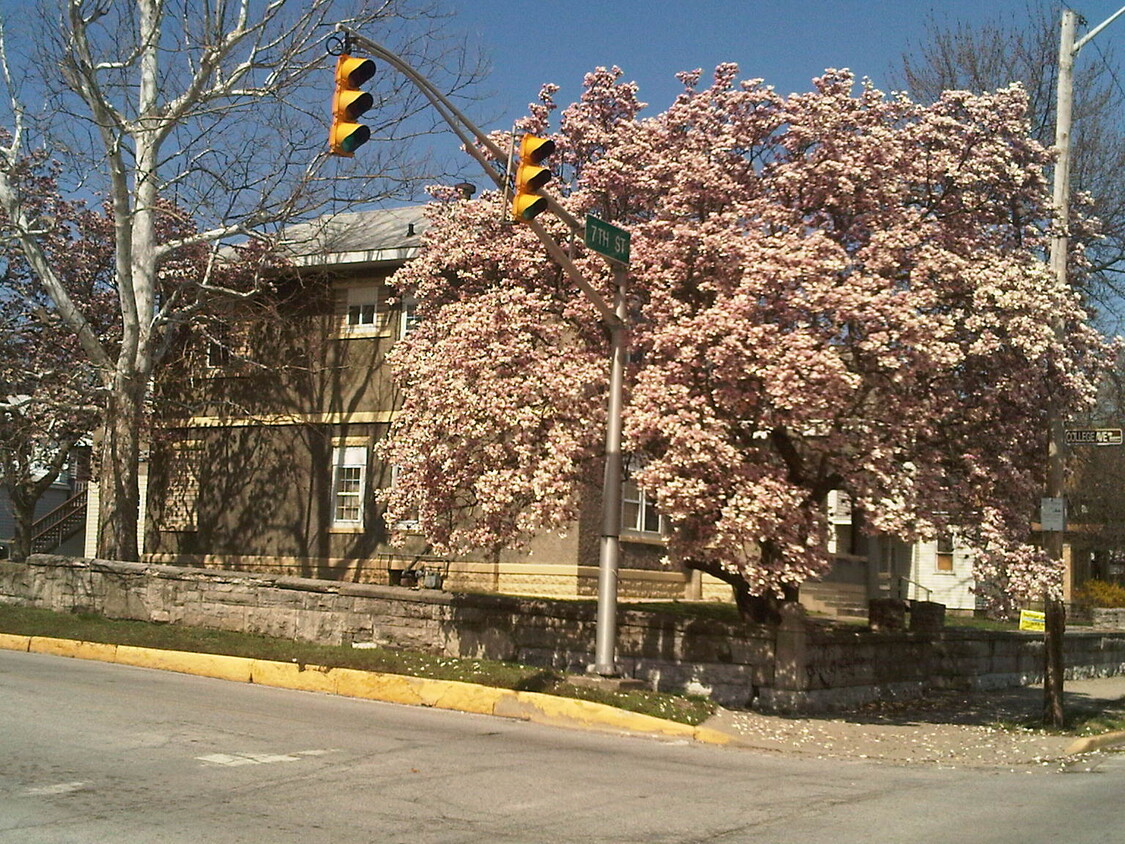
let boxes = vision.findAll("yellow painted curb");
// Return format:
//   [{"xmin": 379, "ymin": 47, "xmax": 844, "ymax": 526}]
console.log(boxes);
[
  {"xmin": 30, "ymin": 636, "xmax": 118, "ymax": 662},
  {"xmin": 416, "ymin": 676, "xmax": 512, "ymax": 716},
  {"xmin": 691, "ymin": 726, "xmax": 735, "ymax": 746},
  {"xmin": 334, "ymin": 666, "xmax": 428, "ymax": 706},
  {"xmin": 0, "ymin": 632, "xmax": 31, "ymax": 652},
  {"xmin": 495, "ymin": 689, "xmax": 699, "ymax": 740},
  {"xmin": 250, "ymin": 660, "xmax": 338, "ymax": 695},
  {"xmin": 115, "ymin": 645, "xmax": 254, "ymax": 683},
  {"xmin": 1065, "ymin": 730, "xmax": 1125, "ymax": 755},
  {"xmin": 3, "ymin": 633, "xmax": 718, "ymax": 746}
]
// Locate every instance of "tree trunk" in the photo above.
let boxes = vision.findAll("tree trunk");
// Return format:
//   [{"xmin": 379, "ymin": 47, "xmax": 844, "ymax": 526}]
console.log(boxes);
[
  {"xmin": 1044, "ymin": 595, "xmax": 1067, "ymax": 728},
  {"xmin": 684, "ymin": 556, "xmax": 798, "ymax": 625},
  {"xmin": 8, "ymin": 488, "xmax": 35, "ymax": 562},
  {"xmin": 96, "ymin": 379, "xmax": 145, "ymax": 562}
]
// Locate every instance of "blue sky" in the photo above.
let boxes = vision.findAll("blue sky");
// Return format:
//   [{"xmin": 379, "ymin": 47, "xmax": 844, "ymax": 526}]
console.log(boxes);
[{"xmin": 447, "ymin": 0, "xmax": 1125, "ymax": 130}]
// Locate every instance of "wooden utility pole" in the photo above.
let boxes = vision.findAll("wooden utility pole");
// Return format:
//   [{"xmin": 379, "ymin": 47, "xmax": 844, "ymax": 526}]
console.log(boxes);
[
  {"xmin": 1042, "ymin": 6, "xmax": 1076, "ymax": 731},
  {"xmin": 1045, "ymin": 6, "xmax": 1125, "ymax": 728}
]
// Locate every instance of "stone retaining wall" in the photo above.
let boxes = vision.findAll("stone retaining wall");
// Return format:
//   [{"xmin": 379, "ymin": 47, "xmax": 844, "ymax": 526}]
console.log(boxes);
[
  {"xmin": 4, "ymin": 555, "xmax": 1125, "ymax": 712},
  {"xmin": 1092, "ymin": 607, "xmax": 1125, "ymax": 628},
  {"xmin": 0, "ymin": 556, "xmax": 775, "ymax": 707}
]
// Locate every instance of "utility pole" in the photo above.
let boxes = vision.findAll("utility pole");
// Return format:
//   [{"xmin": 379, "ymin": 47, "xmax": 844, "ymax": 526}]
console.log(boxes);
[{"xmin": 1045, "ymin": 6, "xmax": 1125, "ymax": 728}]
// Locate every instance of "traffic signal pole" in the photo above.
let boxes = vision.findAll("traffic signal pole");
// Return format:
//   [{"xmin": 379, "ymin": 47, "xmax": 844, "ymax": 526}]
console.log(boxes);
[
  {"xmin": 338, "ymin": 27, "xmax": 627, "ymax": 675},
  {"xmin": 594, "ymin": 264, "xmax": 627, "ymax": 676}
]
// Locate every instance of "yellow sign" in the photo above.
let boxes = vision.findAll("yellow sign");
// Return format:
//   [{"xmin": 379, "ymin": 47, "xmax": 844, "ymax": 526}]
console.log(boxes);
[{"xmin": 1019, "ymin": 609, "xmax": 1046, "ymax": 631}]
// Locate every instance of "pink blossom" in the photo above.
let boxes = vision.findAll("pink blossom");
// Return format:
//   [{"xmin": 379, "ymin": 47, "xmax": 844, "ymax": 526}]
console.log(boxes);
[{"xmin": 382, "ymin": 68, "xmax": 1104, "ymax": 604}]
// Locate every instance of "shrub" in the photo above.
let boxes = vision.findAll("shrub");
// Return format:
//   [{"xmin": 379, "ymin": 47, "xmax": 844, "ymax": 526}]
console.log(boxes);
[{"xmin": 1075, "ymin": 579, "xmax": 1125, "ymax": 608}]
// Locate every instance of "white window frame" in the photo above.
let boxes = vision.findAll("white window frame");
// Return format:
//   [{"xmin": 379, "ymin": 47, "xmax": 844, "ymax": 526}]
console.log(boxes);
[
  {"xmin": 331, "ymin": 443, "xmax": 367, "ymax": 530},
  {"xmin": 622, "ymin": 475, "xmax": 665, "ymax": 538},
  {"xmin": 206, "ymin": 337, "xmax": 231, "ymax": 368},
  {"xmin": 203, "ymin": 323, "xmax": 239, "ymax": 370},
  {"xmin": 337, "ymin": 284, "xmax": 389, "ymax": 338},
  {"xmin": 398, "ymin": 293, "xmax": 419, "ymax": 340},
  {"xmin": 935, "ymin": 532, "xmax": 956, "ymax": 573}
]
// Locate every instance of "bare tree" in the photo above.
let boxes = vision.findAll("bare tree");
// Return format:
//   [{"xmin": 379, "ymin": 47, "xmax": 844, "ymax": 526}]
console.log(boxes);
[
  {"xmin": 895, "ymin": 1, "xmax": 1125, "ymax": 325},
  {"xmin": 0, "ymin": 0, "xmax": 484, "ymax": 561}
]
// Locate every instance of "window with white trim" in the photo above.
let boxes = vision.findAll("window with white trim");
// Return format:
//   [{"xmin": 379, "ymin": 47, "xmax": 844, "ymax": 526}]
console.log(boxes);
[
  {"xmin": 399, "ymin": 294, "xmax": 419, "ymax": 339},
  {"xmin": 622, "ymin": 475, "xmax": 665, "ymax": 536},
  {"xmin": 331, "ymin": 444, "xmax": 367, "ymax": 528},
  {"xmin": 336, "ymin": 284, "xmax": 388, "ymax": 336},
  {"xmin": 935, "ymin": 533, "xmax": 955, "ymax": 572},
  {"xmin": 203, "ymin": 323, "xmax": 238, "ymax": 369},
  {"xmin": 206, "ymin": 337, "xmax": 231, "ymax": 368}
]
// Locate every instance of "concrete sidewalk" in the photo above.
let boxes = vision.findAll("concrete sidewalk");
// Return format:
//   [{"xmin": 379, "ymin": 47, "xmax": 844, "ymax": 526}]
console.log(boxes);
[{"xmin": 703, "ymin": 676, "xmax": 1125, "ymax": 769}]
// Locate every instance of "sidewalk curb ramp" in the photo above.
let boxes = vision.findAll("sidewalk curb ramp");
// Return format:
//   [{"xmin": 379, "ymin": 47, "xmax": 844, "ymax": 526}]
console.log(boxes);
[{"xmin": 0, "ymin": 633, "xmax": 731, "ymax": 747}]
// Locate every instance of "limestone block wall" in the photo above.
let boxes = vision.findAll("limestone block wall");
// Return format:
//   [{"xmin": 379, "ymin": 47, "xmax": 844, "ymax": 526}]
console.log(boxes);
[
  {"xmin": 1092, "ymin": 608, "xmax": 1125, "ymax": 629},
  {"xmin": 4, "ymin": 555, "xmax": 1125, "ymax": 712},
  {"xmin": 0, "ymin": 556, "xmax": 775, "ymax": 707}
]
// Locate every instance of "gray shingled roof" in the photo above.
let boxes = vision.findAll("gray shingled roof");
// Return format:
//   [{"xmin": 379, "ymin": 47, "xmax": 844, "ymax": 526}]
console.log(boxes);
[{"xmin": 278, "ymin": 205, "xmax": 428, "ymax": 268}]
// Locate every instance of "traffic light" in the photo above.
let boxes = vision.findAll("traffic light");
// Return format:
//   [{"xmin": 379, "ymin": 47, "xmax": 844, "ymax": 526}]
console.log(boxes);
[
  {"xmin": 330, "ymin": 54, "xmax": 376, "ymax": 157},
  {"xmin": 512, "ymin": 134, "xmax": 556, "ymax": 222}
]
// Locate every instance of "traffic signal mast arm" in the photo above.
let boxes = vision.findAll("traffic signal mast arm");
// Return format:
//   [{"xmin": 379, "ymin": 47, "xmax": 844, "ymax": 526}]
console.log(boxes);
[
  {"xmin": 337, "ymin": 26, "xmax": 630, "ymax": 676},
  {"xmin": 335, "ymin": 27, "xmax": 617, "ymax": 325},
  {"xmin": 335, "ymin": 28, "xmax": 585, "ymax": 235}
]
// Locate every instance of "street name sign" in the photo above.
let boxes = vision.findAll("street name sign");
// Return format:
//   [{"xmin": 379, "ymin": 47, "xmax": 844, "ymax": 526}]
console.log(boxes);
[
  {"xmin": 1065, "ymin": 428, "xmax": 1123, "ymax": 446},
  {"xmin": 584, "ymin": 215, "xmax": 630, "ymax": 264}
]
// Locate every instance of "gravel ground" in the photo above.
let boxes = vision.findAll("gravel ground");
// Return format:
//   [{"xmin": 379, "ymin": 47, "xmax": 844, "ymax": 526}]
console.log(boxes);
[{"xmin": 703, "ymin": 678, "xmax": 1125, "ymax": 771}]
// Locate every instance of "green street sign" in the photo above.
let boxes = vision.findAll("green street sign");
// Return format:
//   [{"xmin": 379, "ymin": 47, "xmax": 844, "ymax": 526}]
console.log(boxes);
[{"xmin": 584, "ymin": 215, "xmax": 630, "ymax": 264}]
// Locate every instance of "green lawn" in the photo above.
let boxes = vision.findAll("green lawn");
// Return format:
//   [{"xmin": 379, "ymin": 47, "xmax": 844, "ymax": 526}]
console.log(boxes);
[{"xmin": 0, "ymin": 604, "xmax": 716, "ymax": 726}]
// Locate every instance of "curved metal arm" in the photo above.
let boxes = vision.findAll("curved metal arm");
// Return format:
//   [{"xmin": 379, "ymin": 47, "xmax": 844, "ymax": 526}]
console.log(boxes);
[{"xmin": 336, "ymin": 26, "xmax": 586, "ymax": 238}]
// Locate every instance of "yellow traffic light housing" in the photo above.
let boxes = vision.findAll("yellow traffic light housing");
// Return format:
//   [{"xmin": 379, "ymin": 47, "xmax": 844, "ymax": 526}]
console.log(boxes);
[
  {"xmin": 512, "ymin": 134, "xmax": 556, "ymax": 222},
  {"xmin": 330, "ymin": 54, "xmax": 376, "ymax": 157}
]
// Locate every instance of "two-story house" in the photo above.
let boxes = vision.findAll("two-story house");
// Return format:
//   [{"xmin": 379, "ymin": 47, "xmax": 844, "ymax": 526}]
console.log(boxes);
[{"xmin": 143, "ymin": 205, "xmax": 720, "ymax": 601}]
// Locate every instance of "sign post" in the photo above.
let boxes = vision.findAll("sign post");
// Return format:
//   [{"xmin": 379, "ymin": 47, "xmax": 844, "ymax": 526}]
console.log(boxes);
[{"xmin": 582, "ymin": 214, "xmax": 631, "ymax": 676}]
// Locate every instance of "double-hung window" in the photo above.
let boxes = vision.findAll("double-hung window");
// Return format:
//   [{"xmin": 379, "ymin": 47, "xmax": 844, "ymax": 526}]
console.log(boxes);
[
  {"xmin": 399, "ymin": 294, "xmax": 419, "ymax": 339},
  {"xmin": 935, "ymin": 533, "xmax": 955, "ymax": 572},
  {"xmin": 622, "ymin": 475, "xmax": 664, "ymax": 537},
  {"xmin": 331, "ymin": 444, "xmax": 367, "ymax": 529},
  {"xmin": 337, "ymin": 284, "xmax": 385, "ymax": 336}
]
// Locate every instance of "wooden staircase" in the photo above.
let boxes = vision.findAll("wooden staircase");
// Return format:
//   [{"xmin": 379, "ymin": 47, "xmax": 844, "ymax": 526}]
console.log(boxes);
[{"xmin": 30, "ymin": 485, "xmax": 88, "ymax": 554}]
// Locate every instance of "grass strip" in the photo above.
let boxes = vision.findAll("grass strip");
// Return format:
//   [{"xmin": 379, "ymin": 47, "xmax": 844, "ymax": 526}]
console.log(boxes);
[{"xmin": 0, "ymin": 604, "xmax": 715, "ymax": 726}]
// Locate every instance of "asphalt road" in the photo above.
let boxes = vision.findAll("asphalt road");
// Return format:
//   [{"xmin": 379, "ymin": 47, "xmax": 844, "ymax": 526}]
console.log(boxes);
[{"xmin": 1, "ymin": 649, "xmax": 1123, "ymax": 843}]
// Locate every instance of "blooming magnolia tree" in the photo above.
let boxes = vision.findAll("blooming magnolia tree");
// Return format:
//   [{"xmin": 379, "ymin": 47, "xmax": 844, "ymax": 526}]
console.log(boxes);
[{"xmin": 382, "ymin": 65, "xmax": 1103, "ymax": 616}]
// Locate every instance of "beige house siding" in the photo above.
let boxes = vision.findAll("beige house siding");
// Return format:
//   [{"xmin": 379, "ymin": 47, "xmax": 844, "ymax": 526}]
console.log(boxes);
[{"xmin": 144, "ymin": 207, "xmax": 701, "ymax": 602}]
